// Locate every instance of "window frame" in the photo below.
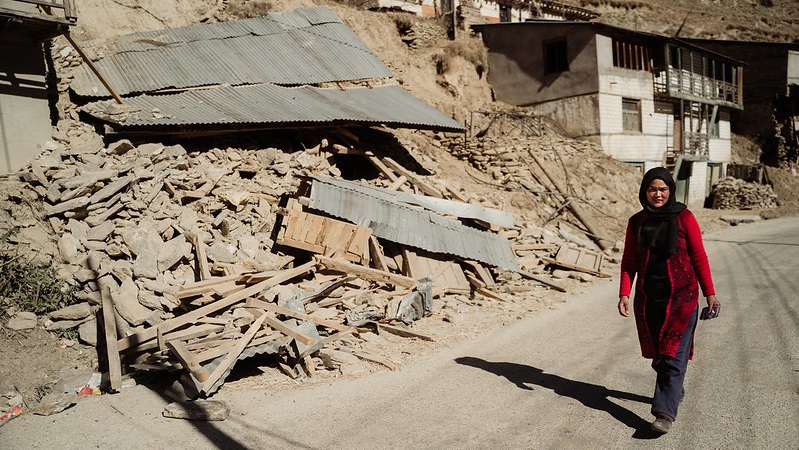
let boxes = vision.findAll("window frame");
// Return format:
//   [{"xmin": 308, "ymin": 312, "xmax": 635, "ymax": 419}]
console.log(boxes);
[{"xmin": 622, "ymin": 98, "xmax": 642, "ymax": 133}]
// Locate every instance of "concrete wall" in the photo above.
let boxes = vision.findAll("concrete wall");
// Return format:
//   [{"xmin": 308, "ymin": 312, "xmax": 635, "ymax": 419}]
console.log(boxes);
[
  {"xmin": 708, "ymin": 109, "xmax": 732, "ymax": 163},
  {"xmin": 685, "ymin": 160, "xmax": 708, "ymax": 209},
  {"xmin": 478, "ymin": 23, "xmax": 600, "ymax": 106},
  {"xmin": 0, "ymin": 38, "xmax": 52, "ymax": 174},
  {"xmin": 527, "ymin": 94, "xmax": 601, "ymax": 138}
]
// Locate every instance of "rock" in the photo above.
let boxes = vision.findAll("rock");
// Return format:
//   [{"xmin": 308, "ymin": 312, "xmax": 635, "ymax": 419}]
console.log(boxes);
[
  {"xmin": 158, "ymin": 236, "xmax": 191, "ymax": 272},
  {"xmin": 44, "ymin": 317, "xmax": 89, "ymax": 331},
  {"xmin": 112, "ymin": 278, "xmax": 152, "ymax": 326},
  {"xmin": 163, "ymin": 400, "xmax": 230, "ymax": 421},
  {"xmin": 49, "ymin": 302, "xmax": 92, "ymax": 320},
  {"xmin": 107, "ymin": 139, "xmax": 135, "ymax": 156},
  {"xmin": 551, "ymin": 269, "xmax": 571, "ymax": 279},
  {"xmin": 78, "ymin": 318, "xmax": 98, "ymax": 346},
  {"xmin": 6, "ymin": 312, "xmax": 38, "ymax": 330},
  {"xmin": 86, "ymin": 221, "xmax": 115, "ymax": 241},
  {"xmin": 206, "ymin": 241, "xmax": 237, "ymax": 263},
  {"xmin": 569, "ymin": 272, "xmax": 594, "ymax": 282},
  {"xmin": 720, "ymin": 215, "xmax": 762, "ymax": 225},
  {"xmin": 133, "ymin": 233, "xmax": 162, "ymax": 279},
  {"xmin": 318, "ymin": 348, "xmax": 361, "ymax": 367}
]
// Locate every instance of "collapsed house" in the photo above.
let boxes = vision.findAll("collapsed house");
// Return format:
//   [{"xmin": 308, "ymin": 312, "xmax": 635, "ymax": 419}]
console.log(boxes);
[{"xmin": 5, "ymin": 6, "xmax": 605, "ymax": 398}]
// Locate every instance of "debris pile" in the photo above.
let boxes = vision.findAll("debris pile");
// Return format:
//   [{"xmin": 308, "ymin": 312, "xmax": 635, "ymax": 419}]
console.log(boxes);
[
  {"xmin": 442, "ymin": 110, "xmax": 639, "ymax": 251},
  {"xmin": 1, "ymin": 127, "xmax": 611, "ymax": 397},
  {"xmin": 710, "ymin": 177, "xmax": 778, "ymax": 209}
]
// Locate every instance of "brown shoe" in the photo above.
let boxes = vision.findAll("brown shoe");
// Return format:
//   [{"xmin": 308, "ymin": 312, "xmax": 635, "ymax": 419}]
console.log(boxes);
[{"xmin": 651, "ymin": 414, "xmax": 673, "ymax": 433}]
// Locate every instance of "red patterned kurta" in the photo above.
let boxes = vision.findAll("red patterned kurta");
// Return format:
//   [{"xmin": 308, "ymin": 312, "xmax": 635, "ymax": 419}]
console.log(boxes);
[{"xmin": 619, "ymin": 209, "xmax": 715, "ymax": 359}]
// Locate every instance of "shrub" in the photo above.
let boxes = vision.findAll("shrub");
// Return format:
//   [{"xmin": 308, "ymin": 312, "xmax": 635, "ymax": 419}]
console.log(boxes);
[{"xmin": 0, "ymin": 227, "xmax": 77, "ymax": 316}]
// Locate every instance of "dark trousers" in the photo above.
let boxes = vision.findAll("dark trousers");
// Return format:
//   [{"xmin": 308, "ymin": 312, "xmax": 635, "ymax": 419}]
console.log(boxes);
[{"xmin": 650, "ymin": 306, "xmax": 698, "ymax": 420}]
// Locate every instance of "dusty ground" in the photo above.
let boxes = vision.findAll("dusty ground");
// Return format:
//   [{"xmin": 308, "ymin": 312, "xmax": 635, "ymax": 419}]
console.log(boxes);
[{"xmin": 2, "ymin": 0, "xmax": 799, "ymax": 419}]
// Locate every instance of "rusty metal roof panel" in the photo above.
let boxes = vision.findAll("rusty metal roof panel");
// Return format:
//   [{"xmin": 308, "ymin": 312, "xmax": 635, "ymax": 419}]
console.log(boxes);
[
  {"xmin": 79, "ymin": 84, "xmax": 465, "ymax": 132},
  {"xmin": 70, "ymin": 6, "xmax": 393, "ymax": 98},
  {"xmin": 305, "ymin": 177, "xmax": 519, "ymax": 270}
]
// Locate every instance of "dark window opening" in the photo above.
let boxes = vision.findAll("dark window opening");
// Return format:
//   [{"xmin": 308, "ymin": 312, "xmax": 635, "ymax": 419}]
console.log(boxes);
[
  {"xmin": 612, "ymin": 38, "xmax": 651, "ymax": 71},
  {"xmin": 544, "ymin": 39, "xmax": 569, "ymax": 74}
]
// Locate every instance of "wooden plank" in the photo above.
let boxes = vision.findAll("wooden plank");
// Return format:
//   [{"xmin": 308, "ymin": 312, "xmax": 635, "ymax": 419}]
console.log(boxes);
[
  {"xmin": 517, "ymin": 270, "xmax": 567, "ymax": 292},
  {"xmin": 245, "ymin": 298, "xmax": 350, "ymax": 332},
  {"xmin": 379, "ymin": 156, "xmax": 444, "ymax": 198},
  {"xmin": 101, "ymin": 286, "xmax": 123, "ymax": 391},
  {"xmin": 374, "ymin": 322, "xmax": 435, "ymax": 341},
  {"xmin": 192, "ymin": 332, "xmax": 284, "ymax": 363},
  {"xmin": 366, "ymin": 155, "xmax": 414, "ymax": 194},
  {"xmin": 260, "ymin": 313, "xmax": 317, "ymax": 346},
  {"xmin": 192, "ymin": 235, "xmax": 212, "ymax": 281},
  {"xmin": 315, "ymin": 255, "xmax": 416, "ymax": 288},
  {"xmin": 387, "ymin": 175, "xmax": 408, "ymax": 191},
  {"xmin": 117, "ymin": 261, "xmax": 316, "ymax": 352},
  {"xmin": 352, "ymin": 350, "xmax": 397, "ymax": 370},
  {"xmin": 166, "ymin": 340, "xmax": 211, "ymax": 382},
  {"xmin": 347, "ymin": 226, "xmax": 372, "ymax": 264},
  {"xmin": 302, "ymin": 355, "xmax": 317, "ymax": 378},
  {"xmin": 368, "ymin": 235, "xmax": 388, "ymax": 271},
  {"xmin": 461, "ymin": 260, "xmax": 495, "ymax": 287},
  {"xmin": 544, "ymin": 245, "xmax": 609, "ymax": 277},
  {"xmin": 201, "ymin": 313, "xmax": 268, "ymax": 393},
  {"xmin": 404, "ymin": 249, "xmax": 469, "ymax": 293},
  {"xmin": 177, "ymin": 273, "xmax": 243, "ymax": 294}
]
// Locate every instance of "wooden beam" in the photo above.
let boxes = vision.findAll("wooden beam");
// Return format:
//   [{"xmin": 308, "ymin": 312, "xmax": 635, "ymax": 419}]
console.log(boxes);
[
  {"xmin": 117, "ymin": 261, "xmax": 315, "ymax": 352},
  {"xmin": 245, "ymin": 298, "xmax": 350, "ymax": 332},
  {"xmin": 101, "ymin": 286, "xmax": 122, "ymax": 391},
  {"xmin": 315, "ymin": 255, "xmax": 416, "ymax": 288},
  {"xmin": 192, "ymin": 234, "xmax": 212, "ymax": 281},
  {"xmin": 201, "ymin": 313, "xmax": 268, "ymax": 393},
  {"xmin": 166, "ymin": 339, "xmax": 211, "ymax": 382},
  {"xmin": 517, "ymin": 270, "xmax": 566, "ymax": 292}
]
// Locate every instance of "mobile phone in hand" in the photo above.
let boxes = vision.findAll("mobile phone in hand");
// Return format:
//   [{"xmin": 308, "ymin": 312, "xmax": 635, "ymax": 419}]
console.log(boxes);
[{"xmin": 700, "ymin": 304, "xmax": 720, "ymax": 320}]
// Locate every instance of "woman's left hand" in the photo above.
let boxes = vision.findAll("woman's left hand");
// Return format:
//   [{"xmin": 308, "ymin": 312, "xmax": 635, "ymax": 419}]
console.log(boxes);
[{"xmin": 707, "ymin": 294, "xmax": 720, "ymax": 309}]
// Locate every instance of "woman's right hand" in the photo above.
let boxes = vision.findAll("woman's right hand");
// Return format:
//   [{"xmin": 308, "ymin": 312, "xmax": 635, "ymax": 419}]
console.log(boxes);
[{"xmin": 618, "ymin": 296, "xmax": 630, "ymax": 317}]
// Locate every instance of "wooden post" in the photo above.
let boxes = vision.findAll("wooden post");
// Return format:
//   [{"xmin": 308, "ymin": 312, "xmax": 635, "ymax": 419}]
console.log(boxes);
[
  {"xmin": 527, "ymin": 150, "xmax": 610, "ymax": 251},
  {"xmin": 101, "ymin": 287, "xmax": 123, "ymax": 391}
]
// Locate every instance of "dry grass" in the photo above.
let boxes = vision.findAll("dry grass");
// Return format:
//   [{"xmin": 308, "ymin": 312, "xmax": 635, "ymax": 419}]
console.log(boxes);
[{"xmin": 433, "ymin": 37, "xmax": 488, "ymax": 76}]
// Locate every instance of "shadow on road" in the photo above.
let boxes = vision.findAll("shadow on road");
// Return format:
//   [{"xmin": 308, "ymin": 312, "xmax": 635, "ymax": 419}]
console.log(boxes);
[{"xmin": 455, "ymin": 356, "xmax": 662, "ymax": 439}]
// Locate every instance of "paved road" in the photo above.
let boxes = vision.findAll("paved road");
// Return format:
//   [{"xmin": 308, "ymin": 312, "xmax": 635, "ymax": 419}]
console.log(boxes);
[{"xmin": 3, "ymin": 216, "xmax": 798, "ymax": 449}]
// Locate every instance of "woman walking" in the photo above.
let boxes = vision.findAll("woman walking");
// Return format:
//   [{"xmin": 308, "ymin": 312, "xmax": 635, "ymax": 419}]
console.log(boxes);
[{"xmin": 618, "ymin": 167, "xmax": 721, "ymax": 434}]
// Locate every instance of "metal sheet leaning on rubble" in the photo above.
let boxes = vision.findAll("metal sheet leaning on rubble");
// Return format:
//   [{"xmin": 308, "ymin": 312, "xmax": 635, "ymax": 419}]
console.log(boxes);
[
  {"xmin": 319, "ymin": 175, "xmax": 515, "ymax": 228},
  {"xmin": 305, "ymin": 176, "xmax": 519, "ymax": 271}
]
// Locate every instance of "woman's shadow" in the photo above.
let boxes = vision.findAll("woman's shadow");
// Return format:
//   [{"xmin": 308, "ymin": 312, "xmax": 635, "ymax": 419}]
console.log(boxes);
[{"xmin": 455, "ymin": 356, "xmax": 660, "ymax": 439}]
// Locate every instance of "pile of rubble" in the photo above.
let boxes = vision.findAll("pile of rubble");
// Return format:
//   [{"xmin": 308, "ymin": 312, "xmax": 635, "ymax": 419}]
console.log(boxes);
[
  {"xmin": 1, "ymin": 123, "xmax": 620, "ymax": 397},
  {"xmin": 442, "ymin": 110, "xmax": 640, "ymax": 248},
  {"xmin": 710, "ymin": 177, "xmax": 779, "ymax": 209}
]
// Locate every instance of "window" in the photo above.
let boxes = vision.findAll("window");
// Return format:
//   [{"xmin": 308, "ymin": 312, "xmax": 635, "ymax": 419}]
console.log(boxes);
[
  {"xmin": 544, "ymin": 39, "xmax": 569, "ymax": 74},
  {"xmin": 622, "ymin": 98, "xmax": 641, "ymax": 132},
  {"xmin": 612, "ymin": 39, "xmax": 651, "ymax": 71}
]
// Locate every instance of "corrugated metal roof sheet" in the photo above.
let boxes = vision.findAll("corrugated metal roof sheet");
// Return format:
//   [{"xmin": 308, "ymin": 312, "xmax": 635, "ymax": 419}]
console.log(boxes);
[
  {"xmin": 80, "ymin": 84, "xmax": 465, "ymax": 132},
  {"xmin": 305, "ymin": 176, "xmax": 519, "ymax": 271},
  {"xmin": 70, "ymin": 6, "xmax": 393, "ymax": 98}
]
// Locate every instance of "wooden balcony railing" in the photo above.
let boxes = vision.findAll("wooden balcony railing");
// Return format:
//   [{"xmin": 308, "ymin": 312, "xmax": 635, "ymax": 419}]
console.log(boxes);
[{"xmin": 653, "ymin": 68, "xmax": 741, "ymax": 107}]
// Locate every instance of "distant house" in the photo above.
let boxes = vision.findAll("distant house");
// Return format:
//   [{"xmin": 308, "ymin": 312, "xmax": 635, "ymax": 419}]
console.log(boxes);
[
  {"xmin": 368, "ymin": 0, "xmax": 596, "ymax": 36},
  {"xmin": 682, "ymin": 39, "xmax": 799, "ymax": 162},
  {"xmin": 472, "ymin": 21, "xmax": 745, "ymax": 208}
]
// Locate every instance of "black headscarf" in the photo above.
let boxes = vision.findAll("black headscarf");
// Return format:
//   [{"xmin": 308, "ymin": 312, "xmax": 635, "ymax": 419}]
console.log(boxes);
[{"xmin": 637, "ymin": 167, "xmax": 686, "ymax": 256}]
